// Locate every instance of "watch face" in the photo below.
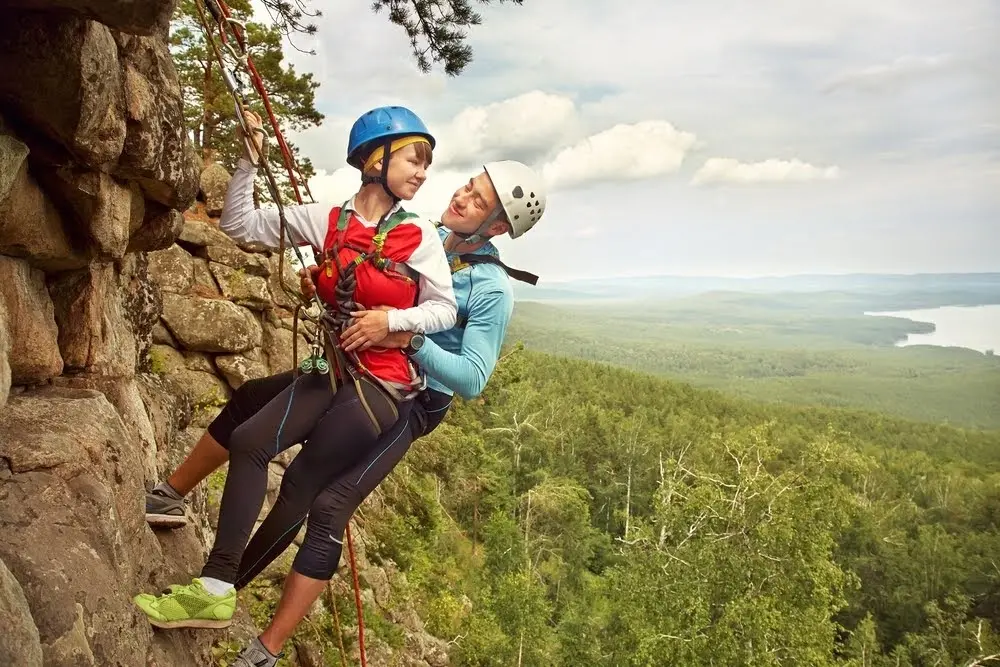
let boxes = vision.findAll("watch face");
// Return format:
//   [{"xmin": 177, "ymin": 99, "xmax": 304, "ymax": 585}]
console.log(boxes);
[{"xmin": 412, "ymin": 335, "xmax": 424, "ymax": 350}]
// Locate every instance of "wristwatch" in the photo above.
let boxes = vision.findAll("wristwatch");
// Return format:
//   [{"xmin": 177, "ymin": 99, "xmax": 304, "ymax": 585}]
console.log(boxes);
[{"xmin": 404, "ymin": 333, "xmax": 425, "ymax": 356}]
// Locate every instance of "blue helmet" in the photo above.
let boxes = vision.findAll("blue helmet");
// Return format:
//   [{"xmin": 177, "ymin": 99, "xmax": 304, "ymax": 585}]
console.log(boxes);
[{"xmin": 346, "ymin": 106, "xmax": 436, "ymax": 169}]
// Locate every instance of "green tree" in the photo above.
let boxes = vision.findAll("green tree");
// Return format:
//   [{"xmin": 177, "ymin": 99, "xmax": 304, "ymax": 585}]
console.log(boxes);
[{"xmin": 169, "ymin": 0, "xmax": 322, "ymax": 200}]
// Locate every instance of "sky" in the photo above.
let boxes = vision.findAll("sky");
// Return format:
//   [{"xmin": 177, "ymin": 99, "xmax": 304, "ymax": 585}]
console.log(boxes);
[{"xmin": 255, "ymin": 0, "xmax": 999, "ymax": 281}]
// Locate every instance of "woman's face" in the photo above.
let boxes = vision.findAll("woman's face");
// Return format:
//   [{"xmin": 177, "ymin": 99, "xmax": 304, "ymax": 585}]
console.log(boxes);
[{"xmin": 384, "ymin": 142, "xmax": 431, "ymax": 200}]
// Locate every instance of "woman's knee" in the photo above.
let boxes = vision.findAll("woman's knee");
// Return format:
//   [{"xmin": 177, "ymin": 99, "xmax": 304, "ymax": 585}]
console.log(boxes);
[
  {"xmin": 271, "ymin": 460, "xmax": 314, "ymax": 509},
  {"xmin": 231, "ymin": 371, "xmax": 295, "ymax": 420},
  {"xmin": 229, "ymin": 375, "xmax": 273, "ymax": 415},
  {"xmin": 227, "ymin": 420, "xmax": 272, "ymax": 463}
]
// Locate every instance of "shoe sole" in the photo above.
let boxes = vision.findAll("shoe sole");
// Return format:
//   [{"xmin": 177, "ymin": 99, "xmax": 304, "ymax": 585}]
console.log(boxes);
[
  {"xmin": 147, "ymin": 617, "xmax": 233, "ymax": 629},
  {"xmin": 146, "ymin": 512, "xmax": 189, "ymax": 528}
]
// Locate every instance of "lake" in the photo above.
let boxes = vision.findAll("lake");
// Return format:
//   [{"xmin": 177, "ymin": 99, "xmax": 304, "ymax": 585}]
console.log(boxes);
[{"xmin": 865, "ymin": 305, "xmax": 1000, "ymax": 354}]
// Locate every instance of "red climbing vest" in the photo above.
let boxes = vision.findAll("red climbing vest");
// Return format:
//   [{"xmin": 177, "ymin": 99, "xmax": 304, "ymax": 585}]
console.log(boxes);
[{"xmin": 314, "ymin": 202, "xmax": 426, "ymax": 388}]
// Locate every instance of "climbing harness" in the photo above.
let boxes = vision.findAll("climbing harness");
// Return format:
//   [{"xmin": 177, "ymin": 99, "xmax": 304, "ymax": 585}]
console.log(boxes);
[
  {"xmin": 194, "ymin": 2, "xmax": 374, "ymax": 663},
  {"xmin": 435, "ymin": 219, "xmax": 540, "ymax": 284},
  {"xmin": 328, "ymin": 204, "xmax": 421, "ymax": 285}
]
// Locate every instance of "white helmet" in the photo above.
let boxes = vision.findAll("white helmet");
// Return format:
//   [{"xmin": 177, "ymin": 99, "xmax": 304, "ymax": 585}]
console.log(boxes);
[{"xmin": 483, "ymin": 160, "xmax": 547, "ymax": 239}]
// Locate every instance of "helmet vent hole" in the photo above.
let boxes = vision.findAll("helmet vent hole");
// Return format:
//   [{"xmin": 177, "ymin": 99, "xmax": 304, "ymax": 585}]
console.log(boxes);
[{"xmin": 512, "ymin": 186, "xmax": 523, "ymax": 198}]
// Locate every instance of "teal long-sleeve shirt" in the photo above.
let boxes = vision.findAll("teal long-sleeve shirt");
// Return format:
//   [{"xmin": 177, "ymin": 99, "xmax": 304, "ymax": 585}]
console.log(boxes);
[{"xmin": 411, "ymin": 227, "xmax": 514, "ymax": 400}]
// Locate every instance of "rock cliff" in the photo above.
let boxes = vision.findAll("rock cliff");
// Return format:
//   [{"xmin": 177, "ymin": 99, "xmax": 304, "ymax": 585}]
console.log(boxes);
[{"xmin": 0, "ymin": 2, "xmax": 449, "ymax": 665}]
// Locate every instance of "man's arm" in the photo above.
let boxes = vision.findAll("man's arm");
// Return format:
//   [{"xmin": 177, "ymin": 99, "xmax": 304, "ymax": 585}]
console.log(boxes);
[{"xmin": 410, "ymin": 286, "xmax": 514, "ymax": 400}]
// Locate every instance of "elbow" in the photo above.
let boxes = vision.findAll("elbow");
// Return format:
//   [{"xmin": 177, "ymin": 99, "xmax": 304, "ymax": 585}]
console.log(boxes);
[
  {"xmin": 455, "ymin": 386, "xmax": 480, "ymax": 401},
  {"xmin": 219, "ymin": 211, "xmax": 262, "ymax": 245},
  {"xmin": 455, "ymin": 371, "xmax": 488, "ymax": 401},
  {"xmin": 217, "ymin": 210, "xmax": 243, "ymax": 241},
  {"xmin": 426, "ymin": 305, "xmax": 457, "ymax": 334}
]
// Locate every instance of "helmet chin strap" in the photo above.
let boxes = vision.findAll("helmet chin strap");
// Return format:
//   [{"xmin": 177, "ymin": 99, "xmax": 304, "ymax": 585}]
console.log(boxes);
[
  {"xmin": 360, "ymin": 138, "xmax": 401, "ymax": 203},
  {"xmin": 452, "ymin": 204, "xmax": 504, "ymax": 246}
]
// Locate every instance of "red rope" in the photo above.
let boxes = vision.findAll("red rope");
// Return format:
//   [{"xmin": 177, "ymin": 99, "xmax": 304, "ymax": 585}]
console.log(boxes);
[
  {"xmin": 208, "ymin": 3, "xmax": 367, "ymax": 663},
  {"xmin": 346, "ymin": 523, "xmax": 368, "ymax": 667}
]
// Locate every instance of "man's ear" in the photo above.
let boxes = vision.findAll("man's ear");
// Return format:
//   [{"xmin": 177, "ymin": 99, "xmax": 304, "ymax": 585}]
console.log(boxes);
[{"xmin": 488, "ymin": 218, "xmax": 511, "ymax": 237}]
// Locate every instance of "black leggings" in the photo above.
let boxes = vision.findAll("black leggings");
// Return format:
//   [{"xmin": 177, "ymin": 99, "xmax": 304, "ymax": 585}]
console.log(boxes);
[
  {"xmin": 199, "ymin": 371, "xmax": 409, "ymax": 583},
  {"xmin": 203, "ymin": 372, "xmax": 453, "ymax": 584}
]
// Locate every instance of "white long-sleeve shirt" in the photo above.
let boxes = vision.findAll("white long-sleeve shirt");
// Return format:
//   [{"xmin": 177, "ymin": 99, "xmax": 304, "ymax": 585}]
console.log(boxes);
[{"xmin": 218, "ymin": 158, "xmax": 457, "ymax": 334}]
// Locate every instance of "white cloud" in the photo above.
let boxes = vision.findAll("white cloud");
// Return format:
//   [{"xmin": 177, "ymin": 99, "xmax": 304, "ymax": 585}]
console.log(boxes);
[
  {"xmin": 541, "ymin": 121, "xmax": 698, "ymax": 190},
  {"xmin": 301, "ymin": 93, "xmax": 700, "ymax": 211},
  {"xmin": 691, "ymin": 158, "xmax": 841, "ymax": 186},
  {"xmin": 247, "ymin": 0, "xmax": 998, "ymax": 277},
  {"xmin": 432, "ymin": 91, "xmax": 581, "ymax": 169}
]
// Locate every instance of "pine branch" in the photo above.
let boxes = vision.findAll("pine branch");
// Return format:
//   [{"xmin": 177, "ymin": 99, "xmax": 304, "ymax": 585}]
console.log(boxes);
[
  {"xmin": 372, "ymin": 0, "xmax": 525, "ymax": 76},
  {"xmin": 259, "ymin": 0, "xmax": 322, "ymax": 54}
]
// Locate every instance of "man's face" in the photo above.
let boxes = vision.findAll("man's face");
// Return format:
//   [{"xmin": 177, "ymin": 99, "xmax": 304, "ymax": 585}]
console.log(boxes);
[{"xmin": 440, "ymin": 171, "xmax": 504, "ymax": 235}]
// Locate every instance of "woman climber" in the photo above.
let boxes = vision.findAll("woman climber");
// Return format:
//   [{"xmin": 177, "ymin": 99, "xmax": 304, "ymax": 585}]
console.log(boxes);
[{"xmin": 133, "ymin": 105, "xmax": 457, "ymax": 636}]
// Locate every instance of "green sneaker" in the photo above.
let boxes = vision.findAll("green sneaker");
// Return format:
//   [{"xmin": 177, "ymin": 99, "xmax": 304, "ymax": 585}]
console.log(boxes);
[{"xmin": 133, "ymin": 578, "xmax": 236, "ymax": 629}]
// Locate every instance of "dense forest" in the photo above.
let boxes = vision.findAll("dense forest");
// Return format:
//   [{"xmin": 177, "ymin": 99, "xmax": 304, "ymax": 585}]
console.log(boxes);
[
  {"xmin": 506, "ymin": 297, "xmax": 1000, "ymax": 430},
  {"xmin": 246, "ymin": 346, "xmax": 1000, "ymax": 666}
]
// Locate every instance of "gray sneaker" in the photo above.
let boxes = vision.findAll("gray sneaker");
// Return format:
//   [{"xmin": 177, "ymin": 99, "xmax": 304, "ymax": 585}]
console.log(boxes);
[
  {"xmin": 145, "ymin": 487, "xmax": 188, "ymax": 528},
  {"xmin": 229, "ymin": 637, "xmax": 282, "ymax": 667}
]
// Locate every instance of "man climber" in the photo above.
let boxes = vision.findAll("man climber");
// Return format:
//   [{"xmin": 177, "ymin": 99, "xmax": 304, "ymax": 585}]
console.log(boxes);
[{"xmin": 137, "ymin": 117, "xmax": 547, "ymax": 665}]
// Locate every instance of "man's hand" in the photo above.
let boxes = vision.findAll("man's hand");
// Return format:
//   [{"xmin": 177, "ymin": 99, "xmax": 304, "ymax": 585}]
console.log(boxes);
[
  {"xmin": 341, "ymin": 310, "xmax": 390, "ymax": 352},
  {"xmin": 298, "ymin": 264, "xmax": 321, "ymax": 299}
]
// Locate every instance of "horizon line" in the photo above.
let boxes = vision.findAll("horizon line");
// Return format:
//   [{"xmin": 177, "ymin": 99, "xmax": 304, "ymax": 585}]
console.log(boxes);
[{"xmin": 530, "ymin": 270, "xmax": 1000, "ymax": 284}]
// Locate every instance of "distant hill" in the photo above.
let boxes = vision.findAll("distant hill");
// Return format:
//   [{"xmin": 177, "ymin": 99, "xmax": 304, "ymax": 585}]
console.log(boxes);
[{"xmin": 513, "ymin": 272, "xmax": 1000, "ymax": 305}]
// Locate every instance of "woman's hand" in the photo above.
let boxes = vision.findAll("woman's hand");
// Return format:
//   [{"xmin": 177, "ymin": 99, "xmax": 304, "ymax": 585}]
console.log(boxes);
[
  {"xmin": 298, "ymin": 264, "xmax": 321, "ymax": 299},
  {"xmin": 237, "ymin": 108, "xmax": 266, "ymax": 164},
  {"xmin": 340, "ymin": 310, "xmax": 390, "ymax": 352}
]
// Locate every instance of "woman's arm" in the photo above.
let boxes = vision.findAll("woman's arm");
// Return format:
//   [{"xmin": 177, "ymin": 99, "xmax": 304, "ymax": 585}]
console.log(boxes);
[
  {"xmin": 218, "ymin": 158, "xmax": 329, "ymax": 250},
  {"xmin": 217, "ymin": 109, "xmax": 329, "ymax": 249},
  {"xmin": 386, "ymin": 216, "xmax": 457, "ymax": 335}
]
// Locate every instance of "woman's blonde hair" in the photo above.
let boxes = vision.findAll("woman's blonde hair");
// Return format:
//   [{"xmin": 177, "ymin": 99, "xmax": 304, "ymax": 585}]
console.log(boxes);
[{"xmin": 362, "ymin": 135, "xmax": 434, "ymax": 173}]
